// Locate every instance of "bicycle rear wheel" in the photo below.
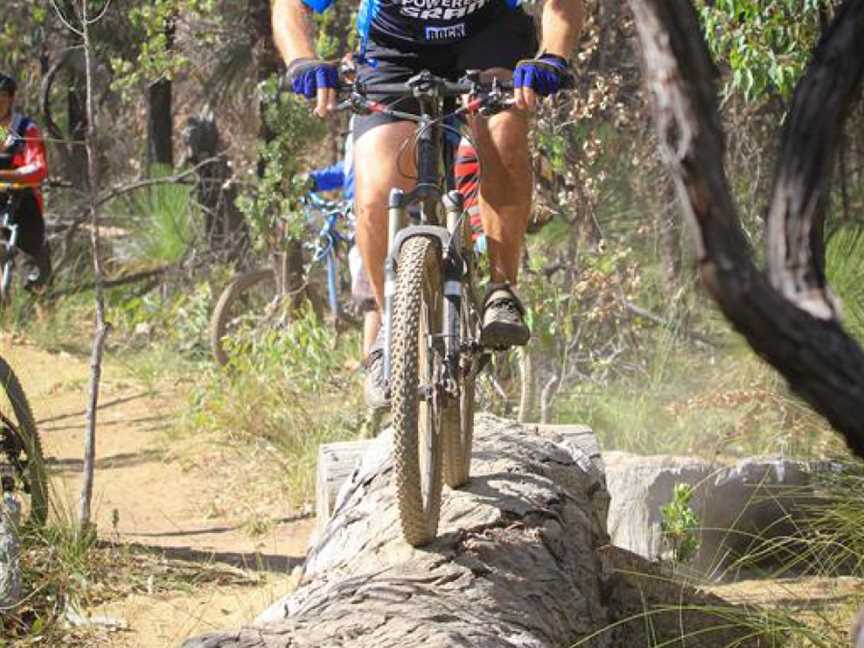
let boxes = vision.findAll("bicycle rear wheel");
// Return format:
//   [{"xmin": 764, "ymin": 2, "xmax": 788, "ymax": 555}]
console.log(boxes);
[
  {"xmin": 209, "ymin": 268, "xmax": 277, "ymax": 366},
  {"xmin": 443, "ymin": 298, "xmax": 477, "ymax": 488},
  {"xmin": 0, "ymin": 356, "xmax": 48, "ymax": 526},
  {"xmin": 391, "ymin": 236, "xmax": 444, "ymax": 547}
]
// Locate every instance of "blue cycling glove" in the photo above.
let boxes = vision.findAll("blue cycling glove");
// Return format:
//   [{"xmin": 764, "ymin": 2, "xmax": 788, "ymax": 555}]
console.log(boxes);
[
  {"xmin": 513, "ymin": 54, "xmax": 570, "ymax": 97},
  {"xmin": 287, "ymin": 58, "xmax": 339, "ymax": 99}
]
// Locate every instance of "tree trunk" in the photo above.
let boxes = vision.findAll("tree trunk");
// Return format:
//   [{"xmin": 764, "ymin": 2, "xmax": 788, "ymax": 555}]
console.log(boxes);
[
  {"xmin": 626, "ymin": 0, "xmax": 864, "ymax": 459},
  {"xmin": 147, "ymin": 14, "xmax": 175, "ymax": 169},
  {"xmin": 182, "ymin": 115, "xmax": 249, "ymax": 263},
  {"xmin": 147, "ymin": 79, "xmax": 173, "ymax": 168},
  {"xmin": 182, "ymin": 417, "xmax": 761, "ymax": 648}
]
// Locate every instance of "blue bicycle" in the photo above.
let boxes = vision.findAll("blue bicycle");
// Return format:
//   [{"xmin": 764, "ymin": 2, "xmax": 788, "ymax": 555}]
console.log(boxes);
[{"xmin": 209, "ymin": 194, "xmax": 354, "ymax": 366}]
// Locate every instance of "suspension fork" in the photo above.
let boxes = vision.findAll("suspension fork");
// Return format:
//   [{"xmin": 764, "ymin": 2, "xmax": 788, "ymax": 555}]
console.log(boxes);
[
  {"xmin": 442, "ymin": 191, "xmax": 465, "ymax": 386},
  {"xmin": 383, "ymin": 189, "xmax": 407, "ymax": 382}
]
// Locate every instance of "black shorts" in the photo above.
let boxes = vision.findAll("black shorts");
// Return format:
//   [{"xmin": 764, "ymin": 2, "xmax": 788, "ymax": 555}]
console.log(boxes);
[
  {"xmin": 354, "ymin": 10, "xmax": 538, "ymax": 140},
  {"xmin": 0, "ymin": 191, "xmax": 46, "ymax": 258}
]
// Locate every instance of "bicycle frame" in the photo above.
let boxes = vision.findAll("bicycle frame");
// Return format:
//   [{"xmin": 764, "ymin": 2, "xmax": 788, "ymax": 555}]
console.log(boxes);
[
  {"xmin": 377, "ymin": 73, "xmax": 474, "ymax": 395},
  {"xmin": 0, "ymin": 208, "xmax": 19, "ymax": 301},
  {"xmin": 306, "ymin": 194, "xmax": 353, "ymax": 320},
  {"xmin": 0, "ymin": 182, "xmax": 41, "ymax": 303}
]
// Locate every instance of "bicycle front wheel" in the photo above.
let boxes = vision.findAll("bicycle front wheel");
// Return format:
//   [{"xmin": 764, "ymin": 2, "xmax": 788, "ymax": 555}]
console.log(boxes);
[
  {"xmin": 391, "ymin": 236, "xmax": 444, "ymax": 547},
  {"xmin": 0, "ymin": 356, "xmax": 48, "ymax": 526}
]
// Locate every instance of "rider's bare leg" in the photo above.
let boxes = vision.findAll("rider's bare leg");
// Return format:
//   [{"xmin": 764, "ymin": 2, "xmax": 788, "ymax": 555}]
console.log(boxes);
[
  {"xmin": 362, "ymin": 309, "xmax": 382, "ymax": 357},
  {"xmin": 354, "ymin": 121, "xmax": 418, "ymax": 316},
  {"xmin": 470, "ymin": 68, "xmax": 533, "ymax": 347},
  {"xmin": 470, "ymin": 74, "xmax": 533, "ymax": 286},
  {"xmin": 355, "ymin": 121, "xmax": 417, "ymax": 408}
]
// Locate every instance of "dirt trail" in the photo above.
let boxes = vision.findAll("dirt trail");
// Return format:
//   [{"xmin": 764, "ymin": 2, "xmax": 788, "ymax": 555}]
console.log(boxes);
[{"xmin": 1, "ymin": 336, "xmax": 313, "ymax": 646}]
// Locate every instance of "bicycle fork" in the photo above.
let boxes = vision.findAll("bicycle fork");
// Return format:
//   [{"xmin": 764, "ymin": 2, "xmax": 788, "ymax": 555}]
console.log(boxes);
[
  {"xmin": 442, "ymin": 190, "xmax": 465, "ymax": 394},
  {"xmin": 383, "ymin": 191, "xmax": 404, "ymax": 382},
  {"xmin": 381, "ymin": 189, "xmax": 464, "ymax": 393}
]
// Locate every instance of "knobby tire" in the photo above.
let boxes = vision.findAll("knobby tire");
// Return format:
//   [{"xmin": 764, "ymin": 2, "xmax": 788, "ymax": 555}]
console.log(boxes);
[
  {"xmin": 0, "ymin": 356, "xmax": 48, "ymax": 526},
  {"xmin": 442, "ymin": 304, "xmax": 476, "ymax": 489},
  {"xmin": 391, "ymin": 236, "xmax": 444, "ymax": 547}
]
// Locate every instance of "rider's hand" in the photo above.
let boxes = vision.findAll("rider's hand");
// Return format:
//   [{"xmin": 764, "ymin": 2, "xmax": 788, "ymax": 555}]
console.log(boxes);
[
  {"xmin": 287, "ymin": 58, "xmax": 339, "ymax": 118},
  {"xmin": 513, "ymin": 53, "xmax": 570, "ymax": 112}
]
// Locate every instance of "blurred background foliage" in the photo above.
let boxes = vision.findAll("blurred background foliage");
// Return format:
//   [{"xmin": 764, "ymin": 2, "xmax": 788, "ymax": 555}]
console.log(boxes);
[{"xmin": 0, "ymin": 0, "xmax": 860, "ymax": 471}]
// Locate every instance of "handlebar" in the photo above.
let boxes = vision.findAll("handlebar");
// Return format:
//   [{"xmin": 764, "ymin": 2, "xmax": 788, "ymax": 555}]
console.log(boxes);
[
  {"xmin": 280, "ymin": 66, "xmax": 574, "ymax": 120},
  {"xmin": 350, "ymin": 74, "xmax": 514, "ymax": 98},
  {"xmin": 0, "ymin": 182, "xmax": 39, "ymax": 191}
]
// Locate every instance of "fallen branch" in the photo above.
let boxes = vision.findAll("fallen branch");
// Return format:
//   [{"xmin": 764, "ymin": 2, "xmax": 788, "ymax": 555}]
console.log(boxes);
[
  {"xmin": 621, "ymin": 298, "xmax": 717, "ymax": 347},
  {"xmin": 94, "ymin": 158, "xmax": 220, "ymax": 209},
  {"xmin": 51, "ymin": 265, "xmax": 173, "ymax": 298}
]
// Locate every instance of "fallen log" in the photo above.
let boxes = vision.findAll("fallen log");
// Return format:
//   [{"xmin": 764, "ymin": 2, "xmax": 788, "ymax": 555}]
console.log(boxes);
[{"xmin": 183, "ymin": 416, "xmax": 760, "ymax": 648}]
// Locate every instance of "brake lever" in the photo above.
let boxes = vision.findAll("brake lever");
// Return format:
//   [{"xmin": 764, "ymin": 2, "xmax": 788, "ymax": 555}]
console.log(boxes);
[{"xmin": 479, "ymin": 96, "xmax": 516, "ymax": 117}]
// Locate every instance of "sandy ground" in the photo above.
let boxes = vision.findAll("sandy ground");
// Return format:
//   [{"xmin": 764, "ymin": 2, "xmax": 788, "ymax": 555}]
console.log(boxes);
[{"xmin": 2, "ymin": 336, "xmax": 314, "ymax": 646}]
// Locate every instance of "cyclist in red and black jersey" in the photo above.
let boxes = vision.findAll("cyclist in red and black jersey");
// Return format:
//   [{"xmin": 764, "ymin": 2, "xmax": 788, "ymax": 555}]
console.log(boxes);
[
  {"xmin": 0, "ymin": 74, "xmax": 52, "ymax": 288},
  {"xmin": 272, "ymin": 0, "xmax": 584, "ymax": 408}
]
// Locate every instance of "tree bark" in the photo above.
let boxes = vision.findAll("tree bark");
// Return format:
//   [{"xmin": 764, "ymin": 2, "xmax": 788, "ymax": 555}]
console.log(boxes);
[
  {"xmin": 147, "ymin": 79, "xmax": 173, "ymax": 168},
  {"xmin": 182, "ymin": 115, "xmax": 248, "ymax": 262},
  {"xmin": 77, "ymin": 0, "xmax": 111, "ymax": 529},
  {"xmin": 182, "ymin": 417, "xmax": 761, "ymax": 648},
  {"xmin": 146, "ymin": 13, "xmax": 175, "ymax": 169},
  {"xmin": 626, "ymin": 0, "xmax": 864, "ymax": 459}
]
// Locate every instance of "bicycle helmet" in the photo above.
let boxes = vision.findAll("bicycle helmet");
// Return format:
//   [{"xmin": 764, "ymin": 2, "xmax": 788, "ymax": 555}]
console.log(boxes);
[{"xmin": 0, "ymin": 74, "xmax": 17, "ymax": 95}]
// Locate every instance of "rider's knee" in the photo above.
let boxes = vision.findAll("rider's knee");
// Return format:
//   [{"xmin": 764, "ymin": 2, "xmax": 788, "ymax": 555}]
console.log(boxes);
[{"xmin": 354, "ymin": 195, "xmax": 386, "ymax": 229}]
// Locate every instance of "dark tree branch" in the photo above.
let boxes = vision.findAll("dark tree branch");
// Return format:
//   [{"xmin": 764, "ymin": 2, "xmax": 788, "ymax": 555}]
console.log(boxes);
[
  {"xmin": 766, "ymin": 0, "xmax": 864, "ymax": 319},
  {"xmin": 94, "ymin": 159, "xmax": 217, "ymax": 208},
  {"xmin": 40, "ymin": 49, "xmax": 76, "ymax": 174},
  {"xmin": 627, "ymin": 0, "xmax": 864, "ymax": 458},
  {"xmin": 51, "ymin": 265, "xmax": 172, "ymax": 298}
]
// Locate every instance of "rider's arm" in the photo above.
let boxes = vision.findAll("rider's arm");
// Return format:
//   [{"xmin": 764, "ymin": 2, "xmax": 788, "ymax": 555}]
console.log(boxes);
[
  {"xmin": 515, "ymin": 0, "xmax": 584, "ymax": 110},
  {"xmin": 272, "ymin": 0, "xmax": 335, "ymax": 117},
  {"xmin": 0, "ymin": 122, "xmax": 47, "ymax": 184},
  {"xmin": 310, "ymin": 162, "xmax": 345, "ymax": 193},
  {"xmin": 272, "ymin": 0, "xmax": 318, "ymax": 63},
  {"xmin": 538, "ymin": 0, "xmax": 585, "ymax": 60}
]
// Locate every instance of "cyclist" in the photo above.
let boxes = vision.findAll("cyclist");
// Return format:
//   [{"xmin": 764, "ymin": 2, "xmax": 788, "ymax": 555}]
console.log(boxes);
[
  {"xmin": 273, "ymin": 0, "xmax": 584, "ymax": 407},
  {"xmin": 0, "ymin": 73, "xmax": 51, "ymax": 289}
]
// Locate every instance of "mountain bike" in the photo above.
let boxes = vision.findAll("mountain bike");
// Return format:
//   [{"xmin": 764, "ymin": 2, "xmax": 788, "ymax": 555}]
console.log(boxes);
[
  {"xmin": 209, "ymin": 194, "xmax": 353, "ymax": 366},
  {"xmin": 0, "ymin": 181, "xmax": 39, "ymax": 305},
  {"xmin": 340, "ymin": 70, "xmax": 523, "ymax": 546},
  {"xmin": 0, "ymin": 355, "xmax": 48, "ymax": 527}
]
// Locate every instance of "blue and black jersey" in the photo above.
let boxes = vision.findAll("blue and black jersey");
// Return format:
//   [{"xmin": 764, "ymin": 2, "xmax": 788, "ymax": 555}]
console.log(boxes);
[{"xmin": 302, "ymin": 0, "xmax": 523, "ymax": 48}]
